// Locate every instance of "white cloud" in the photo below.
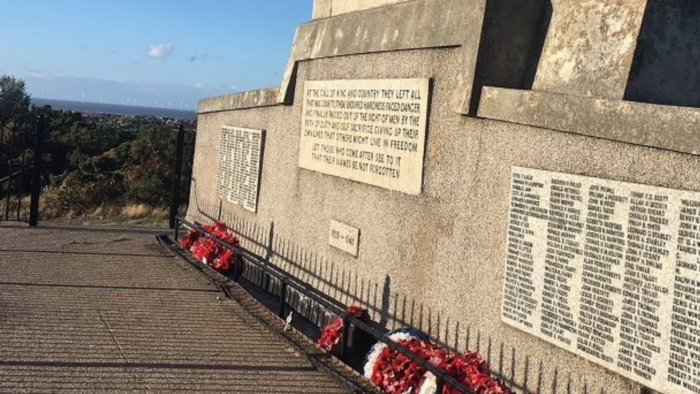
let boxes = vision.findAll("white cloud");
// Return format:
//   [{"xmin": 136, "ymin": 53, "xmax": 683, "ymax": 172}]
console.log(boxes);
[
  {"xmin": 147, "ymin": 43, "xmax": 174, "ymax": 60},
  {"xmin": 27, "ymin": 69, "xmax": 48, "ymax": 78}
]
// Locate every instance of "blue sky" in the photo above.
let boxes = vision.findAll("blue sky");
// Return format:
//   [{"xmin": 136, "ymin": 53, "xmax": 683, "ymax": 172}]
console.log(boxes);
[{"xmin": 0, "ymin": 0, "xmax": 312, "ymax": 109}]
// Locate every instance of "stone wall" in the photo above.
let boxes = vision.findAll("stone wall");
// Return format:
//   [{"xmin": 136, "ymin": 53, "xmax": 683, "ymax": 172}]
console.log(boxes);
[{"xmin": 191, "ymin": 1, "xmax": 700, "ymax": 393}]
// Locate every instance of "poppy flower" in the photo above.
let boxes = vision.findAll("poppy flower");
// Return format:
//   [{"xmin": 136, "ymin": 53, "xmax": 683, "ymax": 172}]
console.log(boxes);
[
  {"xmin": 184, "ymin": 221, "xmax": 240, "ymax": 273},
  {"xmin": 365, "ymin": 329, "xmax": 514, "ymax": 394}
]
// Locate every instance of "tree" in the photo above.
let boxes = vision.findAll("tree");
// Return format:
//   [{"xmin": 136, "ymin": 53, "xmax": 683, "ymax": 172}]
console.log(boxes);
[
  {"xmin": 124, "ymin": 125, "xmax": 177, "ymax": 205},
  {"xmin": 0, "ymin": 75, "xmax": 31, "ymax": 128},
  {"xmin": 0, "ymin": 76, "xmax": 31, "ymax": 184}
]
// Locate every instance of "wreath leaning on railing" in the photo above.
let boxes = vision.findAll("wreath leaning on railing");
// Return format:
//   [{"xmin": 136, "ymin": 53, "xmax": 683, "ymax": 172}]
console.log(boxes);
[
  {"xmin": 363, "ymin": 330, "xmax": 514, "ymax": 394},
  {"xmin": 318, "ymin": 305, "xmax": 515, "ymax": 394},
  {"xmin": 180, "ymin": 221, "xmax": 240, "ymax": 273},
  {"xmin": 317, "ymin": 305, "xmax": 369, "ymax": 351}
]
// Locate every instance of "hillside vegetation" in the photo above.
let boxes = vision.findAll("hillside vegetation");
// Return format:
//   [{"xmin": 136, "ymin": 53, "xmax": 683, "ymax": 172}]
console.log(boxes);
[{"xmin": 0, "ymin": 75, "xmax": 194, "ymax": 226}]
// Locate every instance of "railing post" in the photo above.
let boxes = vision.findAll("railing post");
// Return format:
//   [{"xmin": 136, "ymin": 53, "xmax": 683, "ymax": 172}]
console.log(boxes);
[
  {"xmin": 0, "ymin": 122, "xmax": 5, "ymax": 197},
  {"xmin": 169, "ymin": 123, "xmax": 185, "ymax": 229},
  {"xmin": 339, "ymin": 315, "xmax": 350, "ymax": 361},
  {"xmin": 28, "ymin": 116, "xmax": 46, "ymax": 227},
  {"xmin": 233, "ymin": 254, "xmax": 243, "ymax": 282},
  {"xmin": 278, "ymin": 280, "xmax": 287, "ymax": 318},
  {"xmin": 435, "ymin": 378, "xmax": 444, "ymax": 394},
  {"xmin": 16, "ymin": 120, "xmax": 28, "ymax": 221},
  {"xmin": 5, "ymin": 124, "xmax": 16, "ymax": 221}
]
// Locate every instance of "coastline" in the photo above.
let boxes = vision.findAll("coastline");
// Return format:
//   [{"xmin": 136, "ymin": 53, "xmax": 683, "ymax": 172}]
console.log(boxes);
[{"xmin": 32, "ymin": 98, "xmax": 196, "ymax": 119}]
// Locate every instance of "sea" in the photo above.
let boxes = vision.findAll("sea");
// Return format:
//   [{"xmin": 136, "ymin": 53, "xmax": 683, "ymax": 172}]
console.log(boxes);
[{"xmin": 32, "ymin": 98, "xmax": 196, "ymax": 119}]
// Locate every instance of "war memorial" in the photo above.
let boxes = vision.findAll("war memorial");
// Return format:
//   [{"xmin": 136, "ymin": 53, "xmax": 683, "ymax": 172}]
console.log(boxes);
[{"xmin": 187, "ymin": 1, "xmax": 700, "ymax": 393}]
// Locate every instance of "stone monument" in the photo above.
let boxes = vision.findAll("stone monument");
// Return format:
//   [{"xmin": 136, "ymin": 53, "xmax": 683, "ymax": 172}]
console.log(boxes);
[{"xmin": 189, "ymin": 1, "xmax": 700, "ymax": 393}]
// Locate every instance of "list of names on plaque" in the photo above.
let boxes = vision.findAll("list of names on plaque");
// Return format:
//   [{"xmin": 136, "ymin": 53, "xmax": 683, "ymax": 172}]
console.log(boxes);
[
  {"xmin": 298, "ymin": 79, "xmax": 429, "ymax": 195},
  {"xmin": 502, "ymin": 167, "xmax": 700, "ymax": 394},
  {"xmin": 217, "ymin": 126, "xmax": 263, "ymax": 213}
]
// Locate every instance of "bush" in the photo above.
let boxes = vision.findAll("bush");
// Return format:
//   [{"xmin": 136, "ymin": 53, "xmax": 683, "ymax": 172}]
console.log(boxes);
[{"xmin": 43, "ymin": 168, "xmax": 125, "ymax": 215}]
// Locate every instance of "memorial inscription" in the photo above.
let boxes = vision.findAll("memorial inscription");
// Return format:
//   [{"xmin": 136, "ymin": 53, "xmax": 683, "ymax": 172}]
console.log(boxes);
[
  {"xmin": 329, "ymin": 220, "xmax": 360, "ymax": 257},
  {"xmin": 217, "ymin": 126, "xmax": 264, "ymax": 213},
  {"xmin": 502, "ymin": 167, "xmax": 700, "ymax": 394},
  {"xmin": 299, "ymin": 79, "xmax": 429, "ymax": 195}
]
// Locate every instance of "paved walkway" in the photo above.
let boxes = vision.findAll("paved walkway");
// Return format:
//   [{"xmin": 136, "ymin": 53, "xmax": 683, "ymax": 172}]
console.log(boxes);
[{"xmin": 0, "ymin": 225, "xmax": 349, "ymax": 393}]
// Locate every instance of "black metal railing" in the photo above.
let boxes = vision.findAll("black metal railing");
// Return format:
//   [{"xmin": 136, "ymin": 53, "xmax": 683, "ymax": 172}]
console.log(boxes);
[
  {"xmin": 1, "ymin": 165, "xmax": 33, "ymax": 220},
  {"xmin": 169, "ymin": 123, "xmax": 196, "ymax": 229},
  {"xmin": 0, "ymin": 115, "xmax": 45, "ymax": 224},
  {"xmin": 171, "ymin": 215, "xmax": 476, "ymax": 394},
  {"xmin": 0, "ymin": 165, "xmax": 33, "ymax": 185}
]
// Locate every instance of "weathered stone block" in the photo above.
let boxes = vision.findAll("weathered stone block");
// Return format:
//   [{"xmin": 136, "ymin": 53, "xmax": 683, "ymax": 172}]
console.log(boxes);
[
  {"xmin": 313, "ymin": 0, "xmax": 332, "ymax": 19},
  {"xmin": 533, "ymin": 0, "xmax": 647, "ymax": 99},
  {"xmin": 324, "ymin": 0, "xmax": 412, "ymax": 18}
]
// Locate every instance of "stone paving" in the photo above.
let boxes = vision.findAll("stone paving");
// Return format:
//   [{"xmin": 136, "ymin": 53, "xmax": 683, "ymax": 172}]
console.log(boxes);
[{"xmin": 0, "ymin": 224, "xmax": 349, "ymax": 393}]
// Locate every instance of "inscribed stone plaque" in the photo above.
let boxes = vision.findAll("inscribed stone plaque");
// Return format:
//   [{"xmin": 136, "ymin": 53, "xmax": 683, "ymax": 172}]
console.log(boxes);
[
  {"xmin": 329, "ymin": 220, "xmax": 360, "ymax": 257},
  {"xmin": 217, "ymin": 126, "xmax": 264, "ymax": 213},
  {"xmin": 299, "ymin": 79, "xmax": 430, "ymax": 195},
  {"xmin": 502, "ymin": 167, "xmax": 700, "ymax": 394}
]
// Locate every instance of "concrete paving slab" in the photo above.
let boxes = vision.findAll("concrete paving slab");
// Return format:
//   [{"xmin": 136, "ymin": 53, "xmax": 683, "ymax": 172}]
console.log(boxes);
[{"xmin": 0, "ymin": 225, "xmax": 350, "ymax": 393}]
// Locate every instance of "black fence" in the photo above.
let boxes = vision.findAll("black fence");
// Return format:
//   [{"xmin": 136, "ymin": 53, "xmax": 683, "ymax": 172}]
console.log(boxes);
[
  {"xmin": 169, "ymin": 123, "xmax": 196, "ymax": 229},
  {"xmin": 169, "ymin": 215, "xmax": 478, "ymax": 394},
  {"xmin": 0, "ymin": 115, "xmax": 46, "ymax": 225}
]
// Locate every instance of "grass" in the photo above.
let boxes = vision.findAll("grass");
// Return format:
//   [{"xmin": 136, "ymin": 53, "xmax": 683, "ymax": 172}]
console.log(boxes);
[
  {"xmin": 56, "ymin": 204, "xmax": 171, "ymax": 228},
  {"xmin": 0, "ymin": 195, "xmax": 31, "ymax": 222},
  {"xmin": 0, "ymin": 195, "xmax": 180, "ymax": 228}
]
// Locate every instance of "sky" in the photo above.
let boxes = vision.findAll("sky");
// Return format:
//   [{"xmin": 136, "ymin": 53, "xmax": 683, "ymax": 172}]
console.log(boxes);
[{"xmin": 0, "ymin": 0, "xmax": 312, "ymax": 109}]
